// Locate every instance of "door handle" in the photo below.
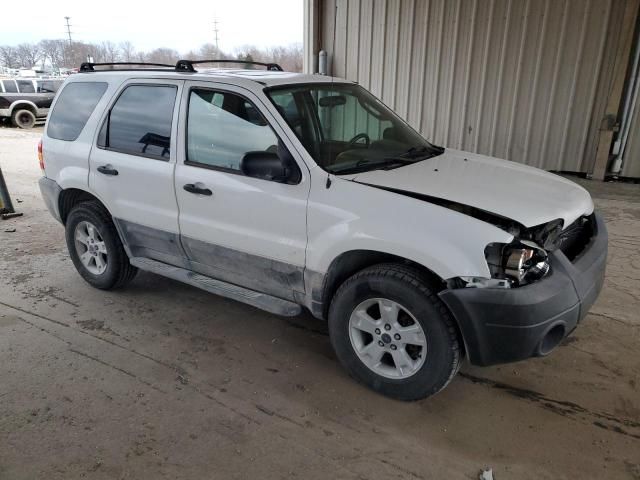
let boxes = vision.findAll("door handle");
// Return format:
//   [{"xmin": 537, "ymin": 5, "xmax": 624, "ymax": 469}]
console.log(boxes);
[
  {"xmin": 183, "ymin": 183, "xmax": 213, "ymax": 196},
  {"xmin": 97, "ymin": 165, "xmax": 119, "ymax": 176}
]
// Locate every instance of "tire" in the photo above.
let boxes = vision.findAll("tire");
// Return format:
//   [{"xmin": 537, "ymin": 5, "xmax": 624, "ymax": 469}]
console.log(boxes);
[
  {"xmin": 11, "ymin": 109, "xmax": 36, "ymax": 129},
  {"xmin": 328, "ymin": 263, "xmax": 461, "ymax": 401},
  {"xmin": 65, "ymin": 201, "xmax": 137, "ymax": 290}
]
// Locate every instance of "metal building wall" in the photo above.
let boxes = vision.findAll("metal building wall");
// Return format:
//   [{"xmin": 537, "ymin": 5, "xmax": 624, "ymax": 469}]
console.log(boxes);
[
  {"xmin": 314, "ymin": 0, "xmax": 631, "ymax": 174},
  {"xmin": 621, "ymin": 84, "xmax": 640, "ymax": 177}
]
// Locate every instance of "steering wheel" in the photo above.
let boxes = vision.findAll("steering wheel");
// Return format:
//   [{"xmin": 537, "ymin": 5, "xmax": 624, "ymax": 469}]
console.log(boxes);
[{"xmin": 347, "ymin": 133, "xmax": 370, "ymax": 148}]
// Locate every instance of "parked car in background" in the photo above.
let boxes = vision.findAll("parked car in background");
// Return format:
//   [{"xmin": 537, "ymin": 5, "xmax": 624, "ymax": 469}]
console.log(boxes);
[{"xmin": 0, "ymin": 78, "xmax": 63, "ymax": 128}]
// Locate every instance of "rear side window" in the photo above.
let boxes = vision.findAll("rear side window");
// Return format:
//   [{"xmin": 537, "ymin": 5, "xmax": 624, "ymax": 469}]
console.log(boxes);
[
  {"xmin": 37, "ymin": 80, "xmax": 62, "ymax": 93},
  {"xmin": 98, "ymin": 85, "xmax": 177, "ymax": 160},
  {"xmin": 2, "ymin": 80, "xmax": 17, "ymax": 93},
  {"xmin": 48, "ymin": 82, "xmax": 108, "ymax": 141},
  {"xmin": 16, "ymin": 80, "xmax": 35, "ymax": 93}
]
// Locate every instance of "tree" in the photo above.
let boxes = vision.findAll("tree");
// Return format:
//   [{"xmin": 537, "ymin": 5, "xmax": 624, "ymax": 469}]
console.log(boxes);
[
  {"xmin": 39, "ymin": 39, "xmax": 65, "ymax": 70},
  {"xmin": 0, "ymin": 45, "xmax": 18, "ymax": 68},
  {"xmin": 119, "ymin": 41, "xmax": 135, "ymax": 62},
  {"xmin": 16, "ymin": 43, "xmax": 40, "ymax": 68},
  {"xmin": 100, "ymin": 41, "xmax": 120, "ymax": 62},
  {"xmin": 199, "ymin": 43, "xmax": 223, "ymax": 60},
  {"xmin": 146, "ymin": 48, "xmax": 179, "ymax": 65}
]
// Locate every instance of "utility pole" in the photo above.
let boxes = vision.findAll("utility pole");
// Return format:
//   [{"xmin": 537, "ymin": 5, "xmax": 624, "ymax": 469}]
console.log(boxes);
[
  {"xmin": 64, "ymin": 17, "xmax": 73, "ymax": 45},
  {"xmin": 213, "ymin": 18, "xmax": 220, "ymax": 51}
]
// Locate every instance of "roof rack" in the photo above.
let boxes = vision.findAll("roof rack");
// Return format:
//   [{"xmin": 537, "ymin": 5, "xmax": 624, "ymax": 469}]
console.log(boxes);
[
  {"xmin": 175, "ymin": 59, "xmax": 283, "ymax": 72},
  {"xmin": 78, "ymin": 59, "xmax": 284, "ymax": 74},
  {"xmin": 79, "ymin": 62, "xmax": 176, "ymax": 72}
]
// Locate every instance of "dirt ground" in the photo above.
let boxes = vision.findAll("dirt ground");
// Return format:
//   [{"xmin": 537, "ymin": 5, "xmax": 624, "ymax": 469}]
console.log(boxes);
[{"xmin": 0, "ymin": 126, "xmax": 639, "ymax": 480}]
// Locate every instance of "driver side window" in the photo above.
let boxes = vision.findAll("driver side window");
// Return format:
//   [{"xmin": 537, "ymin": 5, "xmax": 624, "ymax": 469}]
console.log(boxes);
[{"xmin": 186, "ymin": 89, "xmax": 277, "ymax": 171}]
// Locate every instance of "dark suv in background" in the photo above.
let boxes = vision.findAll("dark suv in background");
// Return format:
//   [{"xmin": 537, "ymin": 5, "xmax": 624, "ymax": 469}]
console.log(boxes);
[{"xmin": 0, "ymin": 78, "xmax": 63, "ymax": 128}]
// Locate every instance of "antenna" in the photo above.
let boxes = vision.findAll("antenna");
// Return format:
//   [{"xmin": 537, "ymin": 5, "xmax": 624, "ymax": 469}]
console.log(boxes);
[{"xmin": 64, "ymin": 16, "xmax": 73, "ymax": 46}]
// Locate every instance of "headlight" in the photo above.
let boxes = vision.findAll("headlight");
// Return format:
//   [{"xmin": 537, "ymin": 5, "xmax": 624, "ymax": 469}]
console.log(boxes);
[
  {"xmin": 456, "ymin": 241, "xmax": 550, "ymax": 289},
  {"xmin": 503, "ymin": 244, "xmax": 550, "ymax": 284}
]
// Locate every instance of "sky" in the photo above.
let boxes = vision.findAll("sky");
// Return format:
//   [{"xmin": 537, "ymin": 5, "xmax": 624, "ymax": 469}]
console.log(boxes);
[{"xmin": 1, "ymin": 0, "xmax": 303, "ymax": 53}]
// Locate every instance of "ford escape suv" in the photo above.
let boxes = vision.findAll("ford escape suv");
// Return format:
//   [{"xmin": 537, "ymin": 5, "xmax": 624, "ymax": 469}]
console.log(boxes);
[{"xmin": 38, "ymin": 60, "xmax": 607, "ymax": 400}]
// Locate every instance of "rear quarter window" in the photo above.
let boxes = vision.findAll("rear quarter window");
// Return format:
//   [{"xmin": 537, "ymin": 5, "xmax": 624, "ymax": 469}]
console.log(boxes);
[
  {"xmin": 16, "ymin": 80, "xmax": 35, "ymax": 93},
  {"xmin": 47, "ymin": 82, "xmax": 108, "ymax": 141}
]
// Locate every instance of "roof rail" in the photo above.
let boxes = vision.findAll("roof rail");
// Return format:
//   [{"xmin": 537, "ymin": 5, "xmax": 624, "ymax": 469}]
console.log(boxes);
[
  {"xmin": 175, "ymin": 59, "xmax": 283, "ymax": 72},
  {"xmin": 79, "ymin": 62, "xmax": 176, "ymax": 72}
]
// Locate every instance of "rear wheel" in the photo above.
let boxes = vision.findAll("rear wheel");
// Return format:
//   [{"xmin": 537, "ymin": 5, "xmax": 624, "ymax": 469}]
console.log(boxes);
[
  {"xmin": 65, "ymin": 202, "xmax": 137, "ymax": 289},
  {"xmin": 11, "ymin": 109, "xmax": 36, "ymax": 129},
  {"xmin": 328, "ymin": 263, "xmax": 461, "ymax": 400}
]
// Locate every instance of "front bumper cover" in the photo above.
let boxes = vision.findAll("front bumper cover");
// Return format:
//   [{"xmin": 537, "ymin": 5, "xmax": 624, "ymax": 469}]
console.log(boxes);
[{"xmin": 439, "ymin": 212, "xmax": 608, "ymax": 366}]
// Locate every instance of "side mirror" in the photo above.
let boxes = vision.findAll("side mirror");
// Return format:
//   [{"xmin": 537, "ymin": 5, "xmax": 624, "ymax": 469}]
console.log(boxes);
[{"xmin": 241, "ymin": 151, "xmax": 291, "ymax": 183}]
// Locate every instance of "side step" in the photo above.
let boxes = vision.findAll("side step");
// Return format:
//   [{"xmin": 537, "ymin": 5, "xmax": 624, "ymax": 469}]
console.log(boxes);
[{"xmin": 130, "ymin": 257, "xmax": 302, "ymax": 317}]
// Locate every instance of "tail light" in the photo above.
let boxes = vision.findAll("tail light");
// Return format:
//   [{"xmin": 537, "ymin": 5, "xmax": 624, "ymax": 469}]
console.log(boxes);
[{"xmin": 38, "ymin": 139, "xmax": 44, "ymax": 171}]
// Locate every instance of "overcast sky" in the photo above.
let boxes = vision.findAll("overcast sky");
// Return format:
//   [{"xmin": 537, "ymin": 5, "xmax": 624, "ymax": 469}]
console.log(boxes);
[{"xmin": 2, "ymin": 0, "xmax": 303, "ymax": 52}]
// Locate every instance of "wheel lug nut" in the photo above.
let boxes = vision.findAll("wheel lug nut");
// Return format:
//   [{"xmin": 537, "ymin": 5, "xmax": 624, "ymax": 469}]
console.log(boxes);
[
  {"xmin": 390, "ymin": 344, "xmax": 397, "ymax": 350},
  {"xmin": 394, "ymin": 333, "xmax": 401, "ymax": 340},
  {"xmin": 375, "ymin": 328, "xmax": 381, "ymax": 335},
  {"xmin": 384, "ymin": 324, "xmax": 391, "ymax": 331},
  {"xmin": 378, "ymin": 341, "xmax": 384, "ymax": 347}
]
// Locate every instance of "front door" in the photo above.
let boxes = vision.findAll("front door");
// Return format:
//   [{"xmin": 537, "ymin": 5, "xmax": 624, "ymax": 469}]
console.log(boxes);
[
  {"xmin": 89, "ymin": 79, "xmax": 185, "ymax": 266},
  {"xmin": 174, "ymin": 81, "xmax": 310, "ymax": 300}
]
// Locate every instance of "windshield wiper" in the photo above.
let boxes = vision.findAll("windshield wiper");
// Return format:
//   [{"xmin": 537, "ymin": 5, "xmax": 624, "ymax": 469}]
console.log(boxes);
[
  {"xmin": 330, "ymin": 158, "xmax": 414, "ymax": 175},
  {"xmin": 399, "ymin": 145, "xmax": 443, "ymax": 159}
]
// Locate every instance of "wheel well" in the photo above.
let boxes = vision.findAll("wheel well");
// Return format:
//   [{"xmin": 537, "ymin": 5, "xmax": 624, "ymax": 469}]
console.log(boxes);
[
  {"xmin": 12, "ymin": 103, "xmax": 37, "ymax": 115},
  {"xmin": 58, "ymin": 189, "xmax": 107, "ymax": 224},
  {"xmin": 320, "ymin": 250, "xmax": 447, "ymax": 319},
  {"xmin": 320, "ymin": 250, "xmax": 466, "ymax": 359}
]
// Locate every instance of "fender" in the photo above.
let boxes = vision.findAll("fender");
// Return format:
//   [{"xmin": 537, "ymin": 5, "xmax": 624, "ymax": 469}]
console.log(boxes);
[{"xmin": 306, "ymin": 176, "xmax": 514, "ymax": 281}]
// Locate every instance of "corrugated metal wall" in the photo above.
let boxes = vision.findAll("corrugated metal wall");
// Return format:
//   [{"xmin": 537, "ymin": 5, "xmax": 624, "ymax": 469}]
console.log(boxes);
[
  {"xmin": 316, "ymin": 0, "xmax": 630, "ymax": 173},
  {"xmin": 621, "ymin": 84, "xmax": 640, "ymax": 177}
]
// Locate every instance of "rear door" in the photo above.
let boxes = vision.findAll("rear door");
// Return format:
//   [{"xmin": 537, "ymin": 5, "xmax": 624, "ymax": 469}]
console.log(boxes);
[
  {"xmin": 89, "ymin": 78, "xmax": 186, "ymax": 266},
  {"xmin": 174, "ymin": 81, "xmax": 310, "ymax": 300}
]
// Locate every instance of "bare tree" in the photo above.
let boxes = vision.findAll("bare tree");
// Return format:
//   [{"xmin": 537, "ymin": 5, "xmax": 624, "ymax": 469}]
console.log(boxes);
[
  {"xmin": 16, "ymin": 43, "xmax": 41, "ymax": 68},
  {"xmin": 39, "ymin": 40, "xmax": 65, "ymax": 70},
  {"xmin": 146, "ymin": 48, "xmax": 179, "ymax": 64},
  {"xmin": 0, "ymin": 45, "xmax": 18, "ymax": 68},
  {"xmin": 100, "ymin": 41, "xmax": 121, "ymax": 62},
  {"xmin": 119, "ymin": 41, "xmax": 135, "ymax": 62},
  {"xmin": 1, "ymin": 39, "xmax": 303, "ymax": 73},
  {"xmin": 199, "ymin": 43, "xmax": 223, "ymax": 60}
]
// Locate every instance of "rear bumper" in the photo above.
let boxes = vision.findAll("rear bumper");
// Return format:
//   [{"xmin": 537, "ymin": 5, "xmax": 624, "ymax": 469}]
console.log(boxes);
[
  {"xmin": 439, "ymin": 212, "xmax": 608, "ymax": 366},
  {"xmin": 38, "ymin": 176, "xmax": 62, "ymax": 223}
]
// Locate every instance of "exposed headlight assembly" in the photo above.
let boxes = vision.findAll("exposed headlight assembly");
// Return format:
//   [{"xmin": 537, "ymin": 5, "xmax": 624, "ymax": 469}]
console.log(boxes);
[
  {"xmin": 455, "ymin": 241, "xmax": 550, "ymax": 289},
  {"xmin": 503, "ymin": 240, "xmax": 550, "ymax": 284}
]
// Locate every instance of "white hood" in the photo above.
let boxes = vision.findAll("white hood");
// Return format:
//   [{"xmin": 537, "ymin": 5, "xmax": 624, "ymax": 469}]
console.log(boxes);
[{"xmin": 349, "ymin": 148, "xmax": 594, "ymax": 229}]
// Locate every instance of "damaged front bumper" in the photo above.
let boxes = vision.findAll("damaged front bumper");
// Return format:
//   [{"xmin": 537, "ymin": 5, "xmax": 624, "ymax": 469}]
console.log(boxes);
[{"xmin": 439, "ymin": 212, "xmax": 608, "ymax": 366}]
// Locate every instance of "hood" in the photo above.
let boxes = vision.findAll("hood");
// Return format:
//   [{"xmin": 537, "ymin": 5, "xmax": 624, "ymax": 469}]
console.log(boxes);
[{"xmin": 348, "ymin": 148, "xmax": 594, "ymax": 229}]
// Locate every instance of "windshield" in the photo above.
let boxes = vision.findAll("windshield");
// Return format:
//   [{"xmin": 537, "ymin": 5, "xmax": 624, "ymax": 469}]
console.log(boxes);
[{"xmin": 266, "ymin": 83, "xmax": 443, "ymax": 175}]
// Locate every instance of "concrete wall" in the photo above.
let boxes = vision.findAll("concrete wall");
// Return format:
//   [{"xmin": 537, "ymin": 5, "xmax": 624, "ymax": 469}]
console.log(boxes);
[{"xmin": 308, "ymin": 0, "xmax": 639, "ymax": 175}]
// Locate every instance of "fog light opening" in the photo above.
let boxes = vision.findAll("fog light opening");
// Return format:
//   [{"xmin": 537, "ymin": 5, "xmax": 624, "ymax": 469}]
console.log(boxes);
[{"xmin": 537, "ymin": 324, "xmax": 565, "ymax": 356}]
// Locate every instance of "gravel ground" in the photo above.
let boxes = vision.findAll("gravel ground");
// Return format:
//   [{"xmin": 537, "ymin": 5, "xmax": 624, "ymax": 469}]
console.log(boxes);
[{"xmin": 0, "ymin": 127, "xmax": 639, "ymax": 479}]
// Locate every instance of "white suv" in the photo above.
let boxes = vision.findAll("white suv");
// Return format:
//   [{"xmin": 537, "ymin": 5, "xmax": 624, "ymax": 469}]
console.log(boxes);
[{"xmin": 39, "ymin": 60, "xmax": 607, "ymax": 400}]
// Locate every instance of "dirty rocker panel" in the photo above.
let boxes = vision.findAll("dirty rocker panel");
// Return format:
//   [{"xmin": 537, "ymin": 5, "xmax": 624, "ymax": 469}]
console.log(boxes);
[{"xmin": 113, "ymin": 218, "xmax": 305, "ymax": 302}]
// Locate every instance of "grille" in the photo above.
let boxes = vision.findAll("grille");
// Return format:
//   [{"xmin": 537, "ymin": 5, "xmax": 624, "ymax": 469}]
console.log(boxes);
[{"xmin": 556, "ymin": 215, "xmax": 594, "ymax": 261}]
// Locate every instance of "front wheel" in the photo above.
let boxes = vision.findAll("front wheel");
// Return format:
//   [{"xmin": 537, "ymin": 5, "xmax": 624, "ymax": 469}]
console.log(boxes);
[
  {"xmin": 328, "ymin": 264, "xmax": 461, "ymax": 401},
  {"xmin": 65, "ymin": 202, "xmax": 137, "ymax": 290}
]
